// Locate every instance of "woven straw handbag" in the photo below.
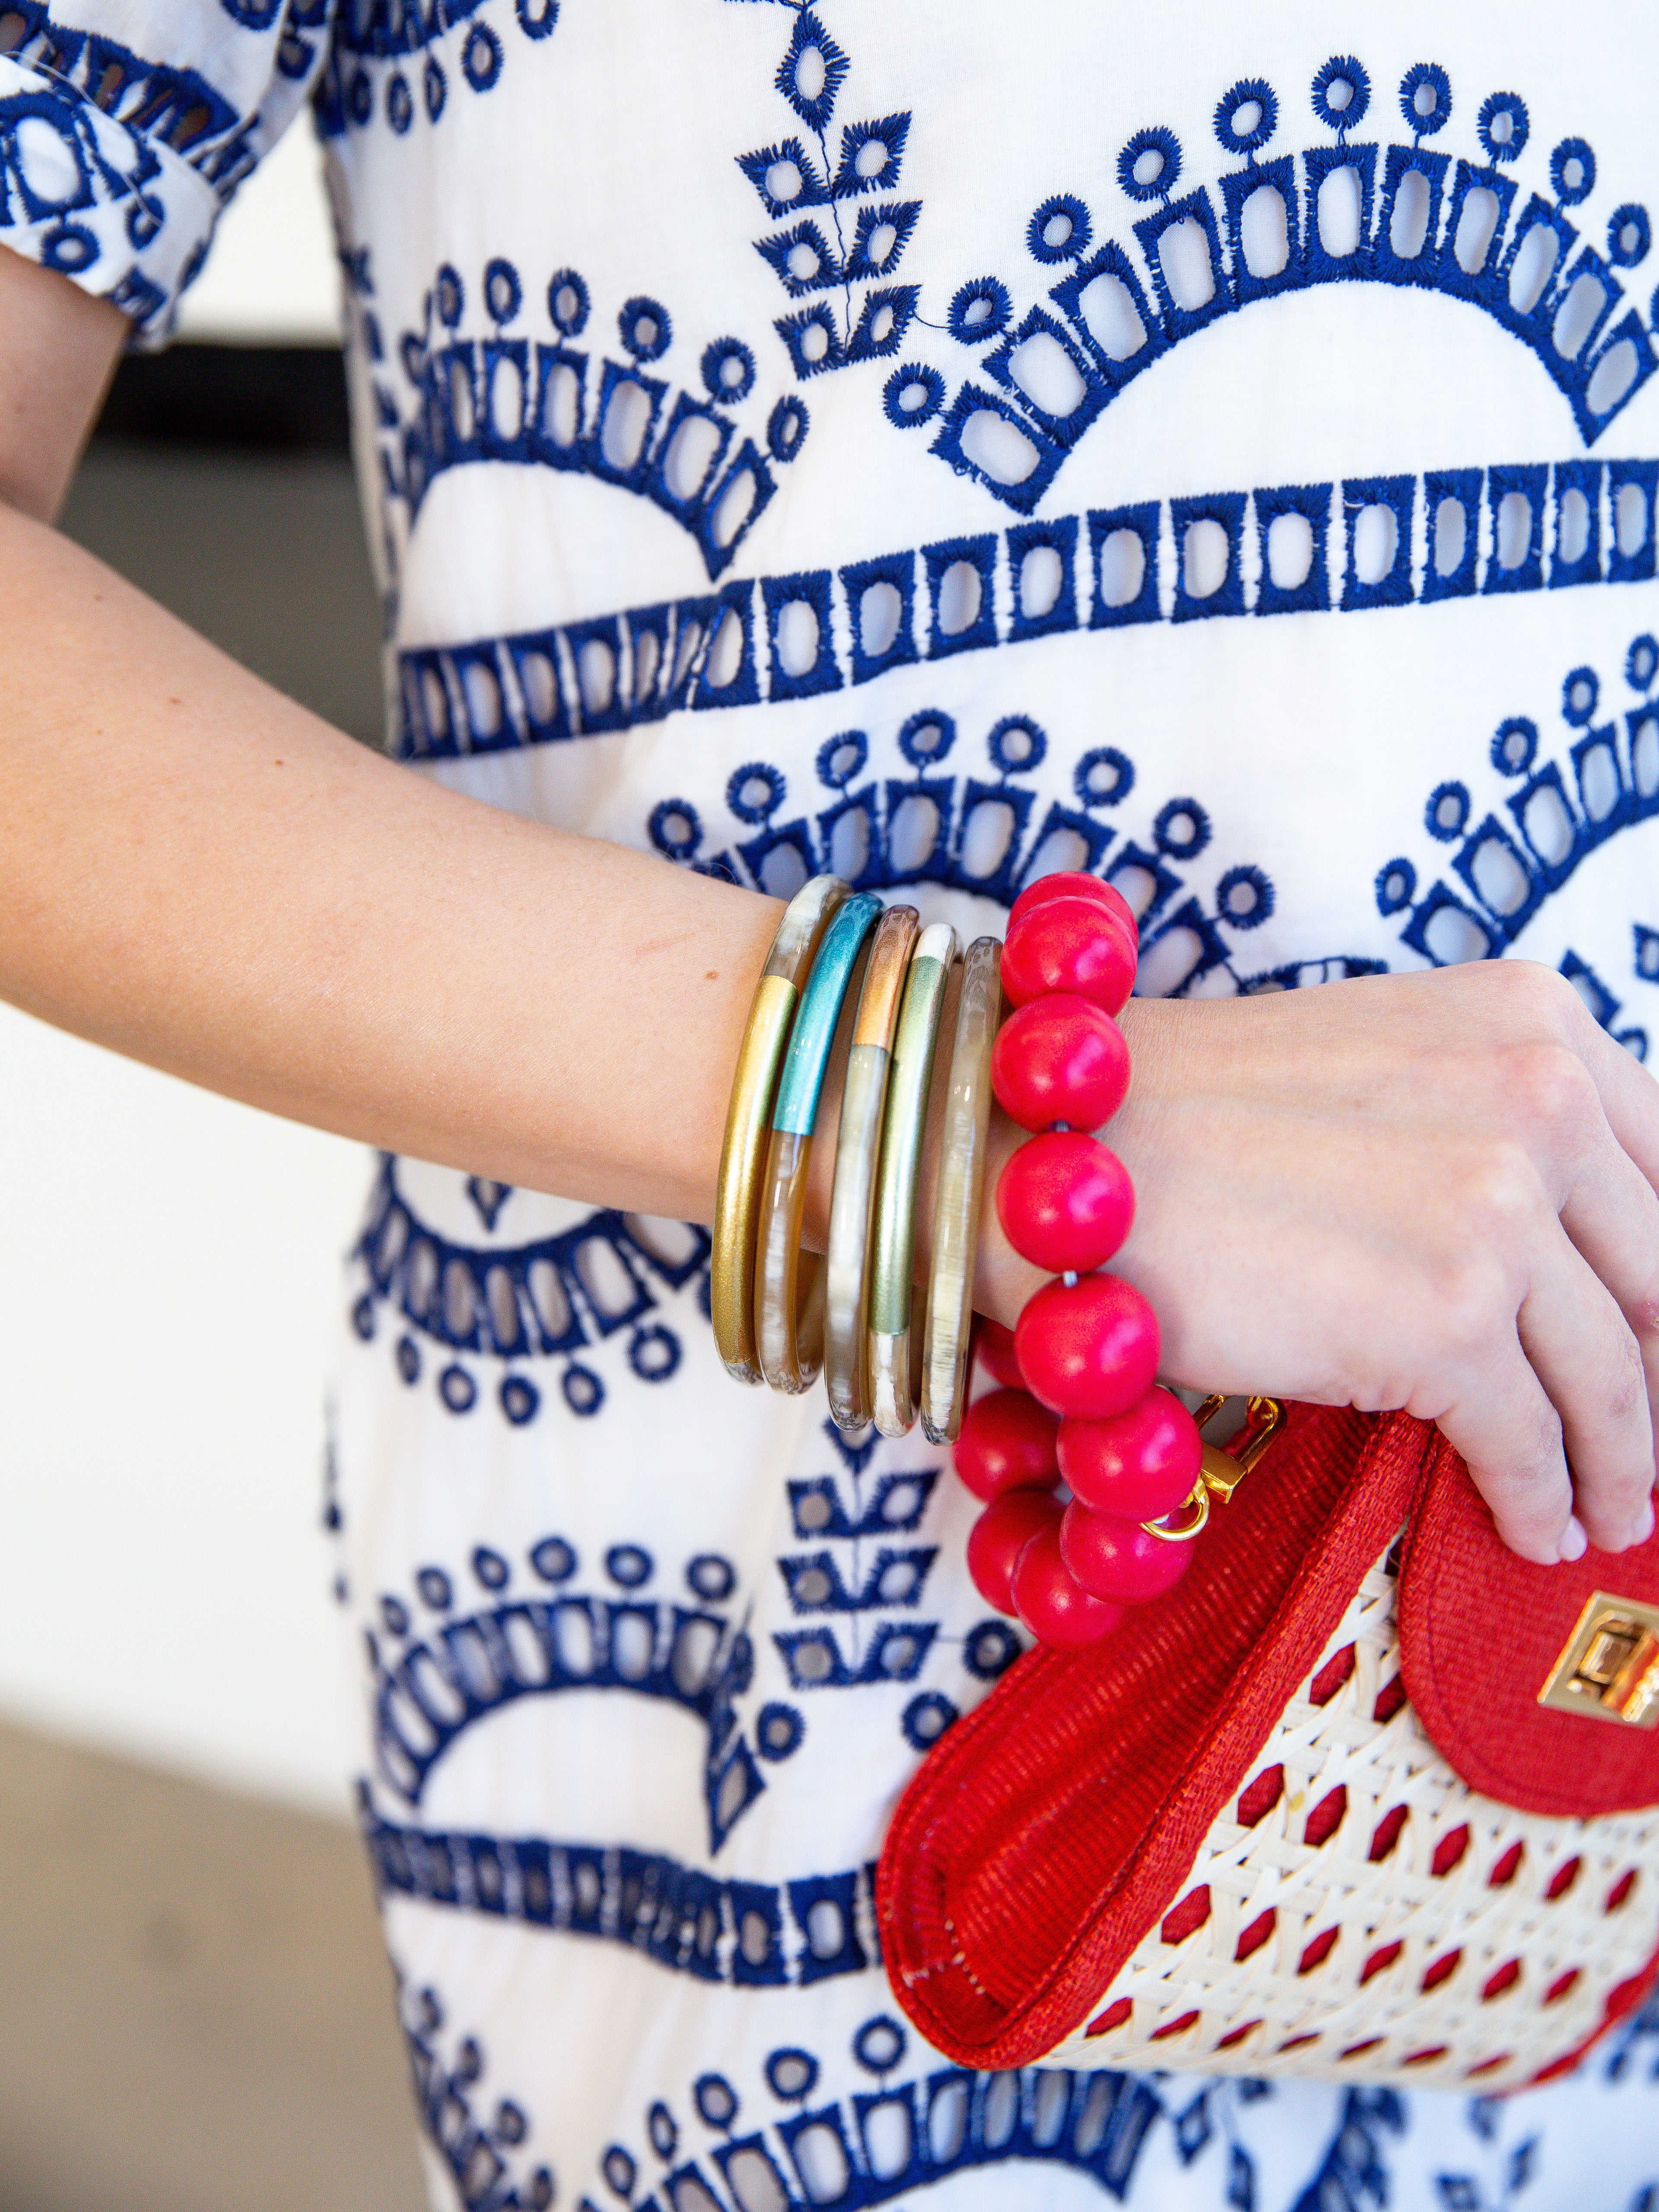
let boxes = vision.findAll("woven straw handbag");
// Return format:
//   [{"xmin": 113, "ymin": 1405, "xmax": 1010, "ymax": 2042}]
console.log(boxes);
[{"xmin": 878, "ymin": 1405, "xmax": 1659, "ymax": 2091}]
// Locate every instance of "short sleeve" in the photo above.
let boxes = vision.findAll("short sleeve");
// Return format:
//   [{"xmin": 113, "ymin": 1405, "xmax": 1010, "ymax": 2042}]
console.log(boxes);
[{"xmin": 0, "ymin": 0, "xmax": 336, "ymax": 345}]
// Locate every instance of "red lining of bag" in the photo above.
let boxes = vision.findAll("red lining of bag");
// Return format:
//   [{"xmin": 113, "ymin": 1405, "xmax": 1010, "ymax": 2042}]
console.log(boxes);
[
  {"xmin": 1488, "ymin": 1841, "xmax": 1525, "ymax": 1887},
  {"xmin": 1160, "ymin": 1886, "xmax": 1211, "ymax": 1945},
  {"xmin": 1235, "ymin": 1908, "xmax": 1275, "ymax": 1962},
  {"xmin": 1368, "ymin": 1805, "xmax": 1408, "ymax": 1862},
  {"xmin": 1297, "ymin": 1926, "xmax": 1338, "ymax": 1975},
  {"xmin": 1236, "ymin": 1767, "xmax": 1283, "ymax": 1827},
  {"xmin": 1431, "ymin": 1824, "xmax": 1470, "ymax": 1876}
]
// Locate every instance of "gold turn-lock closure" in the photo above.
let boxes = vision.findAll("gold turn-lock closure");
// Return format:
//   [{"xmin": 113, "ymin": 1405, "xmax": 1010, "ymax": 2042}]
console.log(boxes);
[
  {"xmin": 1142, "ymin": 1395, "xmax": 1287, "ymax": 1543},
  {"xmin": 1538, "ymin": 1592, "xmax": 1659, "ymax": 1729}
]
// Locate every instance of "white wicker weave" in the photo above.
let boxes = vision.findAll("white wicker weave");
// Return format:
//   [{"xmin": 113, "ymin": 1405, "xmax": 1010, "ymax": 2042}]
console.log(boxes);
[{"xmin": 1035, "ymin": 1548, "xmax": 1659, "ymax": 2091}]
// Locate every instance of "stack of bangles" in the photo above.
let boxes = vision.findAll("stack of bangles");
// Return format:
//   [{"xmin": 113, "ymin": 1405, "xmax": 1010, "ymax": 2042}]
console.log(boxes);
[{"xmin": 712, "ymin": 871, "xmax": 1252, "ymax": 1652}]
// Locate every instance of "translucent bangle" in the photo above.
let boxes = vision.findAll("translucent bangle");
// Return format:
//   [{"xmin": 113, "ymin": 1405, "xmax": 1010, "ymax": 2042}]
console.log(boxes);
[
  {"xmin": 920, "ymin": 935, "xmax": 1003, "ymax": 1445},
  {"xmin": 712, "ymin": 874, "xmax": 849, "ymax": 1383},
  {"xmin": 823, "ymin": 904, "xmax": 921, "ymax": 1433},
  {"xmin": 755, "ymin": 892, "xmax": 884, "ymax": 1393},
  {"xmin": 868, "ymin": 921, "xmax": 959, "ymax": 1438}
]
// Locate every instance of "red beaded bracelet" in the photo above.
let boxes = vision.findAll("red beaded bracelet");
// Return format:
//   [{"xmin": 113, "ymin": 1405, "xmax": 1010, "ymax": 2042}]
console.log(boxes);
[{"xmin": 953, "ymin": 872, "xmax": 1211, "ymax": 1649}]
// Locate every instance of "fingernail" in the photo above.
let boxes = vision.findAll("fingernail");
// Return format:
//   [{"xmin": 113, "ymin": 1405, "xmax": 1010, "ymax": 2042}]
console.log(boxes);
[
  {"xmin": 1558, "ymin": 1516, "xmax": 1588, "ymax": 1563},
  {"xmin": 1631, "ymin": 1500, "xmax": 1656, "ymax": 1548}
]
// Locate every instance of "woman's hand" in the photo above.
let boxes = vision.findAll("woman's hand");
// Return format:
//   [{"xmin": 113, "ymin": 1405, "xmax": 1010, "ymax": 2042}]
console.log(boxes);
[{"xmin": 977, "ymin": 960, "xmax": 1659, "ymax": 1567}]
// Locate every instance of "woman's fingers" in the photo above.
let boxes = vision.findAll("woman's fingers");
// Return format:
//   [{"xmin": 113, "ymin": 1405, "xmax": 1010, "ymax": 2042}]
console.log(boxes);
[
  {"xmin": 1558, "ymin": 1146, "xmax": 1659, "ymax": 1497},
  {"xmin": 1573, "ymin": 990, "xmax": 1659, "ymax": 1205},
  {"xmin": 1484, "ymin": 1009, "xmax": 1659, "ymax": 1508},
  {"xmin": 1434, "ymin": 1330, "xmax": 1578, "ymax": 1567},
  {"xmin": 1459, "ymin": 992, "xmax": 1659, "ymax": 1541},
  {"xmin": 1518, "ymin": 1233, "xmax": 1655, "ymax": 1556},
  {"xmin": 1416, "ymin": 1205, "xmax": 1653, "ymax": 1564}
]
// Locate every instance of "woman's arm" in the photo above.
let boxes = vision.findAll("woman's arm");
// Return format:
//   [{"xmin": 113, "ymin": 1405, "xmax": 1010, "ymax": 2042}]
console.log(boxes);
[
  {"xmin": 0, "ymin": 247, "xmax": 781, "ymax": 1228},
  {"xmin": 4, "ymin": 245, "xmax": 1656, "ymax": 1568}
]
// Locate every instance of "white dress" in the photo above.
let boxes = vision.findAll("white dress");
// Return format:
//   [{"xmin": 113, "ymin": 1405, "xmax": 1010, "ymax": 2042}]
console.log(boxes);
[{"xmin": 6, "ymin": 2, "xmax": 1659, "ymax": 2204}]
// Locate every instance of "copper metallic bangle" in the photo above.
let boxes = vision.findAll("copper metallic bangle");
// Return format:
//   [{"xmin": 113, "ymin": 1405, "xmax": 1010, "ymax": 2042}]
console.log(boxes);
[
  {"xmin": 755, "ymin": 892, "xmax": 884, "ymax": 1394},
  {"xmin": 920, "ymin": 934, "xmax": 1003, "ymax": 1446},
  {"xmin": 712, "ymin": 874, "xmax": 849, "ymax": 1383},
  {"xmin": 868, "ymin": 921, "xmax": 959, "ymax": 1438},
  {"xmin": 823, "ymin": 904, "xmax": 921, "ymax": 1432}
]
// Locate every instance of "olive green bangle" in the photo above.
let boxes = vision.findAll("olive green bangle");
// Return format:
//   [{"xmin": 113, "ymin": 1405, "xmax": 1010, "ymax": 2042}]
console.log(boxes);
[
  {"xmin": 712, "ymin": 874, "xmax": 849, "ymax": 1383},
  {"xmin": 755, "ymin": 892, "xmax": 884, "ymax": 1394},
  {"xmin": 823, "ymin": 904, "xmax": 921, "ymax": 1432},
  {"xmin": 920, "ymin": 935, "xmax": 1003, "ymax": 1444},
  {"xmin": 868, "ymin": 920, "xmax": 959, "ymax": 1438}
]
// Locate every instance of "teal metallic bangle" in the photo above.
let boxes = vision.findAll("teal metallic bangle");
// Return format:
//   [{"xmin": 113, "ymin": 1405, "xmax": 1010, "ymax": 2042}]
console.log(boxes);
[
  {"xmin": 712, "ymin": 874, "xmax": 850, "ymax": 1384},
  {"xmin": 868, "ymin": 920, "xmax": 959, "ymax": 1437},
  {"xmin": 755, "ymin": 892, "xmax": 884, "ymax": 1393}
]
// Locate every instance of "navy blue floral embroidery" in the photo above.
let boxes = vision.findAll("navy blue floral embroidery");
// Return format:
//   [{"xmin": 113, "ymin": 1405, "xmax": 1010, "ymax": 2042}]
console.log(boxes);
[
  {"xmin": 360, "ymin": 1537, "xmax": 778, "ymax": 1850},
  {"xmin": 1381, "ymin": 634, "xmax": 1659, "ymax": 1039},
  {"xmin": 907, "ymin": 59, "xmax": 1655, "ymax": 512},
  {"xmin": 0, "ymin": 0, "xmax": 269, "ymax": 186},
  {"xmin": 739, "ymin": 10, "xmax": 918, "ymax": 377},
  {"xmin": 314, "ymin": 0, "xmax": 555, "ymax": 140},
  {"xmin": 641, "ymin": 706, "xmax": 1376, "ymax": 1003},
  {"xmin": 351, "ymin": 1157, "xmax": 710, "ymax": 1422},
  {"xmin": 371, "ymin": 255, "xmax": 796, "ymax": 584},
  {"xmin": 391, "ymin": 451, "xmax": 1659, "ymax": 755},
  {"xmin": 391, "ymin": 1977, "xmax": 557, "ymax": 2210},
  {"xmin": 368, "ymin": 1798, "xmax": 877, "ymax": 1988},
  {"xmin": 592, "ymin": 2033, "xmax": 1167, "ymax": 2211},
  {"xmin": 1288, "ymin": 2088, "xmax": 1404, "ymax": 2212}
]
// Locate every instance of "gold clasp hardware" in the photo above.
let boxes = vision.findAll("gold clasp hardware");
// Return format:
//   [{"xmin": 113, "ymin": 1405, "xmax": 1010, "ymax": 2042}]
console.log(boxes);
[
  {"xmin": 1141, "ymin": 1395, "xmax": 1287, "ymax": 1544},
  {"xmin": 1194, "ymin": 1393, "xmax": 1288, "ymax": 1502},
  {"xmin": 1538, "ymin": 1592, "xmax": 1659, "ymax": 1729}
]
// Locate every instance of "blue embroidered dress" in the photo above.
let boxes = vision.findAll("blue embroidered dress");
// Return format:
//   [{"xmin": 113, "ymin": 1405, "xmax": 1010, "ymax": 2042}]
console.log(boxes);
[{"xmin": 6, "ymin": 2, "xmax": 1659, "ymax": 2205}]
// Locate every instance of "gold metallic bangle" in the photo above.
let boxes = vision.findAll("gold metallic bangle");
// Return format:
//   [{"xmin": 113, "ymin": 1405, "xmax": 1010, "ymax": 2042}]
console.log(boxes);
[
  {"xmin": 712, "ymin": 874, "xmax": 849, "ymax": 1382},
  {"xmin": 868, "ymin": 921, "xmax": 959, "ymax": 1438},
  {"xmin": 920, "ymin": 935, "xmax": 1002, "ymax": 1445},
  {"xmin": 755, "ymin": 893, "xmax": 884, "ymax": 1394},
  {"xmin": 823, "ymin": 904, "xmax": 921, "ymax": 1432}
]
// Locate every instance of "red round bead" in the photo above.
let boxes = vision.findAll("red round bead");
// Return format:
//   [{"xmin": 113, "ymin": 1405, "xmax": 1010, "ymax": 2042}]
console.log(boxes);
[
  {"xmin": 973, "ymin": 1316, "xmax": 1025, "ymax": 1390},
  {"xmin": 1002, "ymin": 897, "xmax": 1137, "ymax": 1016},
  {"xmin": 996, "ymin": 1131, "xmax": 1135, "ymax": 1274},
  {"xmin": 1010, "ymin": 872, "xmax": 1140, "ymax": 948},
  {"xmin": 966, "ymin": 1490, "xmax": 1062, "ymax": 1614},
  {"xmin": 1011, "ymin": 1523, "xmax": 1125, "ymax": 1646},
  {"xmin": 991, "ymin": 996, "xmax": 1131, "ymax": 1134},
  {"xmin": 1014, "ymin": 1275, "xmax": 1160, "ymax": 1419},
  {"xmin": 1059, "ymin": 1498, "xmax": 1195, "ymax": 1603},
  {"xmin": 953, "ymin": 1388, "xmax": 1062, "ymax": 1502},
  {"xmin": 1057, "ymin": 1389, "xmax": 1204, "ymax": 1522}
]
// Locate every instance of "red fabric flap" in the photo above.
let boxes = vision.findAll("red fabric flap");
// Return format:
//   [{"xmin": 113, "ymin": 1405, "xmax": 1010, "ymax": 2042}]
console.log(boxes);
[
  {"xmin": 877, "ymin": 1405, "xmax": 1435, "ymax": 2071},
  {"xmin": 1398, "ymin": 1447, "xmax": 1659, "ymax": 1818}
]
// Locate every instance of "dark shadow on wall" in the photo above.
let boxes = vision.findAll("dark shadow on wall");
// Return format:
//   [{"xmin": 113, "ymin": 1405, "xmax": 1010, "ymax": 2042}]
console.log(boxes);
[{"xmin": 57, "ymin": 345, "xmax": 387, "ymax": 749}]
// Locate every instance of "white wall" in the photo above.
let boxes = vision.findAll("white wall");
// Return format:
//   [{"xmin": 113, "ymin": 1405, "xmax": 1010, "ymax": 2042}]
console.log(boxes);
[
  {"xmin": 0, "ymin": 1007, "xmax": 372, "ymax": 1814},
  {"xmin": 0, "ymin": 130, "xmax": 365, "ymax": 1815},
  {"xmin": 178, "ymin": 118, "xmax": 343, "ymax": 346}
]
